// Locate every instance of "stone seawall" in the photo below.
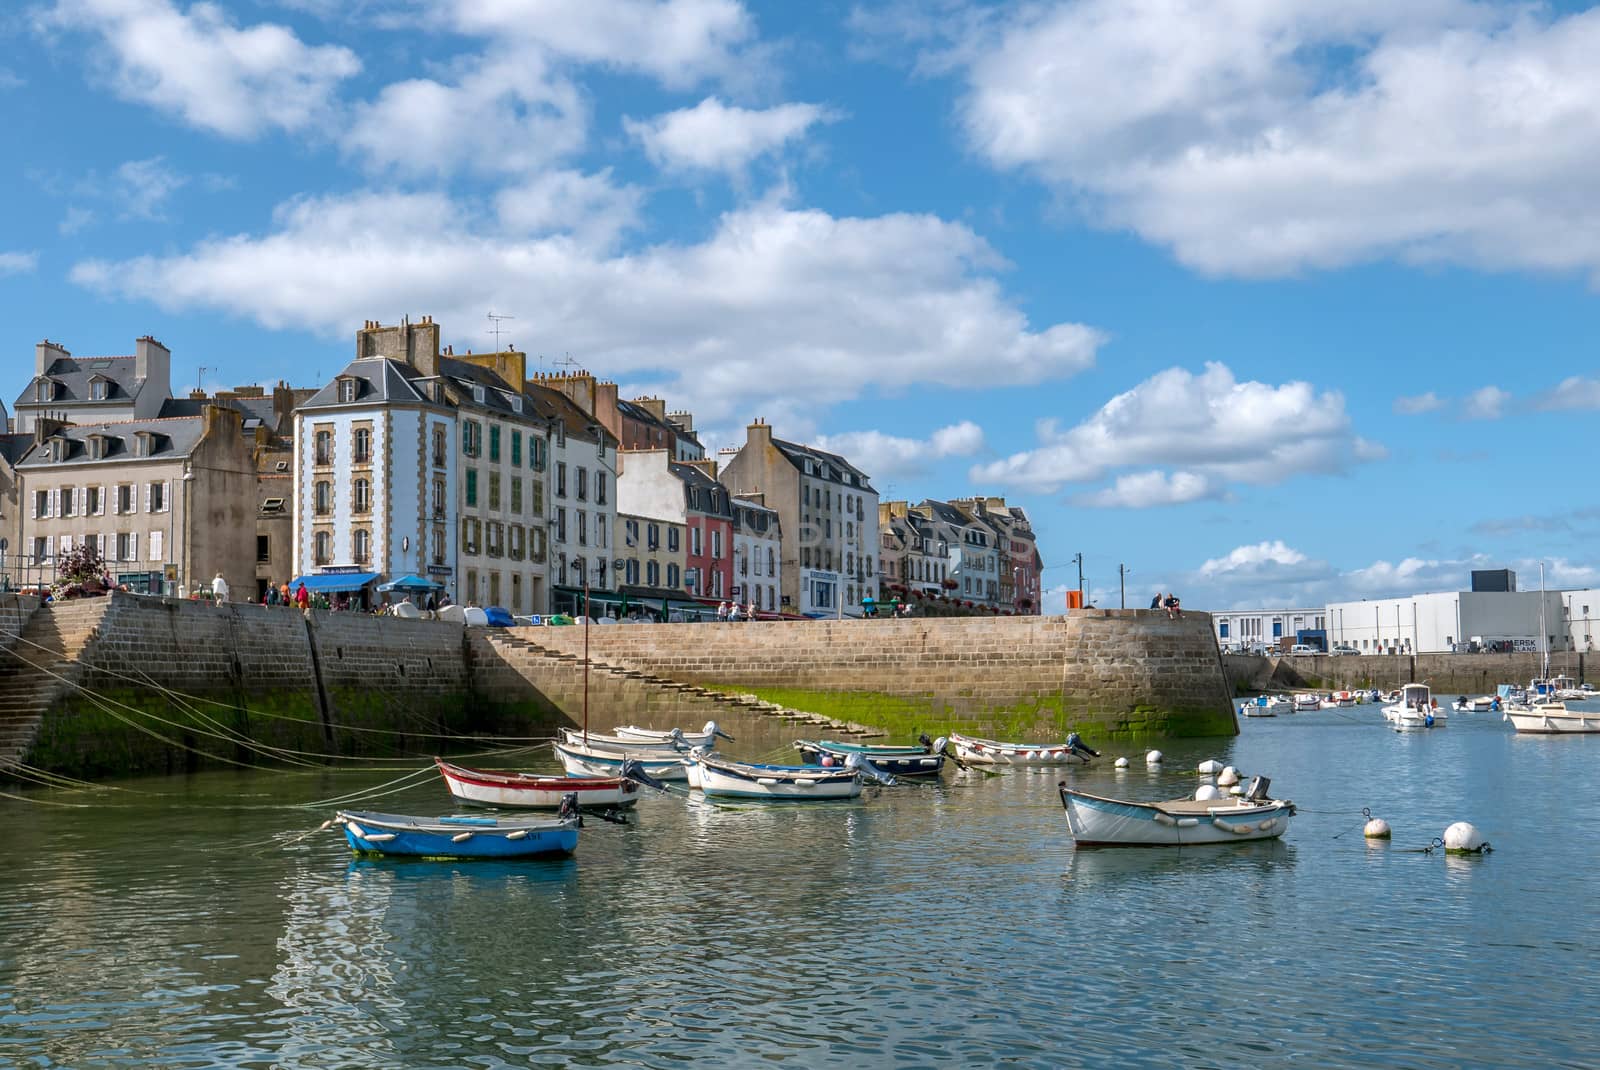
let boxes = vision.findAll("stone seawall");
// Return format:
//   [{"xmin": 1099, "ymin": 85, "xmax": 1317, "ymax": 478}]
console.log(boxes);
[
  {"xmin": 1224, "ymin": 651, "xmax": 1591, "ymax": 694},
  {"xmin": 0, "ymin": 594, "xmax": 40, "ymax": 661},
  {"xmin": 515, "ymin": 609, "xmax": 1239, "ymax": 739}
]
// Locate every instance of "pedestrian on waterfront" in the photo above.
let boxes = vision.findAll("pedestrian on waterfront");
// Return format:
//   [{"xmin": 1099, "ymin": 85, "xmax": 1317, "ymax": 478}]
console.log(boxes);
[
  {"xmin": 295, "ymin": 582, "xmax": 310, "ymax": 611},
  {"xmin": 265, "ymin": 583, "xmax": 279, "ymax": 607},
  {"xmin": 1164, "ymin": 593, "xmax": 1181, "ymax": 619},
  {"xmin": 1151, "ymin": 592, "xmax": 1163, "ymax": 610},
  {"xmin": 728, "ymin": 602, "xmax": 743, "ymax": 623},
  {"xmin": 212, "ymin": 573, "xmax": 229, "ymax": 605},
  {"xmin": 747, "ymin": 600, "xmax": 757, "ymax": 621},
  {"xmin": 279, "ymin": 581, "xmax": 290, "ymax": 605},
  {"xmin": 717, "ymin": 600, "xmax": 729, "ymax": 622}
]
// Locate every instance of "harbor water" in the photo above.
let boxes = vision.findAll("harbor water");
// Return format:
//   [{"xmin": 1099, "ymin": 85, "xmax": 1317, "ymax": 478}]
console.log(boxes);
[{"xmin": 3, "ymin": 703, "xmax": 1598, "ymax": 1068}]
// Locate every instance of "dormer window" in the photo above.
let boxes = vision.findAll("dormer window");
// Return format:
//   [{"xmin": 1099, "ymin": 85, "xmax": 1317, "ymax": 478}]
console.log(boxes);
[
  {"xmin": 337, "ymin": 377, "xmax": 359, "ymax": 404},
  {"xmin": 472, "ymin": 385, "xmax": 486, "ymax": 404},
  {"xmin": 509, "ymin": 396, "xmax": 523, "ymax": 415},
  {"xmin": 89, "ymin": 376, "xmax": 111, "ymax": 401},
  {"xmin": 133, "ymin": 432, "xmax": 154, "ymax": 458},
  {"xmin": 35, "ymin": 379, "xmax": 56, "ymax": 403},
  {"xmin": 88, "ymin": 435, "xmax": 105, "ymax": 460}
]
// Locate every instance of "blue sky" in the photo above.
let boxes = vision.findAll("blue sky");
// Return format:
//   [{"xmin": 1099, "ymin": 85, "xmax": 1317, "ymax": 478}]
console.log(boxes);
[{"xmin": 5, "ymin": 0, "xmax": 1600, "ymax": 611}]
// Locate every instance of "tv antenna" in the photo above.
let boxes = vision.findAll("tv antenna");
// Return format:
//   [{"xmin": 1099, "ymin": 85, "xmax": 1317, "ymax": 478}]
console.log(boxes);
[
  {"xmin": 487, "ymin": 312, "xmax": 515, "ymax": 351},
  {"xmin": 196, "ymin": 366, "xmax": 210, "ymax": 396},
  {"xmin": 554, "ymin": 352, "xmax": 580, "ymax": 373}
]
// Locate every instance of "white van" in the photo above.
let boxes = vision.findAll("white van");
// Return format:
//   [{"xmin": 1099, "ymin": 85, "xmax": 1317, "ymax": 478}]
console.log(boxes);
[{"xmin": 1289, "ymin": 644, "xmax": 1319, "ymax": 656}]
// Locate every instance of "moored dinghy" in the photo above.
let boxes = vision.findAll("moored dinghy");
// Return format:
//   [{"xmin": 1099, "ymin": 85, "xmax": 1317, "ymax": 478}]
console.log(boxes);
[
  {"xmin": 336, "ymin": 796, "xmax": 582, "ymax": 859},
  {"xmin": 554, "ymin": 738, "xmax": 690, "ymax": 781},
  {"xmin": 1058, "ymin": 777, "xmax": 1295, "ymax": 847},
  {"xmin": 435, "ymin": 757, "xmax": 660, "ymax": 809},
  {"xmin": 948, "ymin": 731, "xmax": 1099, "ymax": 766},
  {"xmin": 689, "ymin": 750, "xmax": 896, "ymax": 800},
  {"xmin": 611, "ymin": 720, "xmax": 733, "ymax": 748},
  {"xmin": 795, "ymin": 734, "xmax": 948, "ymax": 777}
]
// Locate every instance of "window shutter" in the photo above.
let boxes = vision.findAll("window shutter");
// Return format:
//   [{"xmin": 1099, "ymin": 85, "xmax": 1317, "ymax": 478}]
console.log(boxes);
[
  {"xmin": 144, "ymin": 483, "xmax": 151, "ymax": 513},
  {"xmin": 59, "ymin": 535, "xmax": 72, "ymax": 555},
  {"xmin": 163, "ymin": 481, "xmax": 171, "ymax": 512},
  {"xmin": 49, "ymin": 488, "xmax": 59, "ymax": 518},
  {"xmin": 30, "ymin": 492, "xmax": 37, "ymax": 519},
  {"xmin": 130, "ymin": 533, "xmax": 139, "ymax": 562},
  {"xmin": 99, "ymin": 487, "xmax": 107, "ymax": 516},
  {"xmin": 151, "ymin": 530, "xmax": 164, "ymax": 560}
]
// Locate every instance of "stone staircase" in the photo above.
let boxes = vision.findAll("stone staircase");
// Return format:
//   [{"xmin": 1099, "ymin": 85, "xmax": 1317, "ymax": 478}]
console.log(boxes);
[
  {"xmin": 0, "ymin": 597, "xmax": 115, "ymax": 771},
  {"xmin": 480, "ymin": 631, "xmax": 882, "ymax": 735}
]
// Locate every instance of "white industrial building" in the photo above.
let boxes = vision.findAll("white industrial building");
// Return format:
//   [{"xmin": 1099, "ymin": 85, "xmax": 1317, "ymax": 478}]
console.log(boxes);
[
  {"xmin": 1325, "ymin": 590, "xmax": 1570, "ymax": 654},
  {"xmin": 1213, "ymin": 608, "xmax": 1325, "ymax": 651},
  {"xmin": 1563, "ymin": 589, "xmax": 1600, "ymax": 651}
]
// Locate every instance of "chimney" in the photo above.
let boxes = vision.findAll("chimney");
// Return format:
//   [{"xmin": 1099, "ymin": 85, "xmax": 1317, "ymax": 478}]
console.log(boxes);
[
  {"xmin": 201, "ymin": 403, "xmax": 243, "ymax": 441},
  {"xmin": 36, "ymin": 339, "xmax": 70, "ymax": 377},
  {"xmin": 33, "ymin": 417, "xmax": 66, "ymax": 445},
  {"xmin": 357, "ymin": 317, "xmax": 442, "ymax": 376},
  {"xmin": 747, "ymin": 417, "xmax": 773, "ymax": 451},
  {"xmin": 632, "ymin": 396, "xmax": 667, "ymax": 421},
  {"xmin": 135, "ymin": 335, "xmax": 172, "ymax": 396},
  {"xmin": 667, "ymin": 410, "xmax": 695, "ymax": 435}
]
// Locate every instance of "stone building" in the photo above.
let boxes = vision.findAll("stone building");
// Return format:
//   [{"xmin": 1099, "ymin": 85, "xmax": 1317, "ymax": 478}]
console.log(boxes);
[
  {"xmin": 878, "ymin": 502, "xmax": 949, "ymax": 598},
  {"xmin": 731, "ymin": 495, "xmax": 781, "ymax": 616},
  {"xmin": 13, "ymin": 406, "xmax": 256, "ymax": 596},
  {"xmin": 616, "ymin": 449, "xmax": 733, "ymax": 605},
  {"xmin": 617, "ymin": 510, "xmax": 687, "ymax": 614},
  {"xmin": 533, "ymin": 371, "xmax": 704, "ymax": 465},
  {"xmin": 524, "ymin": 382, "xmax": 617, "ymax": 615},
  {"xmin": 14, "ymin": 336, "xmax": 173, "ymax": 433},
  {"xmin": 0, "ymin": 418, "xmax": 27, "ymax": 586},
  {"xmin": 914, "ymin": 499, "xmax": 998, "ymax": 608},
  {"xmin": 950, "ymin": 497, "xmax": 1043, "ymax": 614},
  {"xmin": 717, "ymin": 419, "xmax": 879, "ymax": 617}
]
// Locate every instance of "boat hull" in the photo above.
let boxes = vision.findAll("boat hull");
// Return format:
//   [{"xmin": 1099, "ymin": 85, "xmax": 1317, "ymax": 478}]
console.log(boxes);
[
  {"xmin": 435, "ymin": 759, "xmax": 640, "ymax": 809},
  {"xmin": 1504, "ymin": 705, "xmax": 1600, "ymax": 733},
  {"xmin": 1060, "ymin": 788, "xmax": 1294, "ymax": 847},
  {"xmin": 337, "ymin": 810, "xmax": 579, "ymax": 859},
  {"xmin": 553, "ymin": 741, "xmax": 688, "ymax": 781},
  {"xmin": 795, "ymin": 740, "xmax": 944, "ymax": 777},
  {"xmin": 558, "ymin": 728, "xmax": 685, "ymax": 755},
  {"xmin": 696, "ymin": 758, "xmax": 862, "ymax": 800},
  {"xmin": 948, "ymin": 732, "xmax": 1090, "ymax": 766},
  {"xmin": 612, "ymin": 724, "xmax": 721, "ymax": 748}
]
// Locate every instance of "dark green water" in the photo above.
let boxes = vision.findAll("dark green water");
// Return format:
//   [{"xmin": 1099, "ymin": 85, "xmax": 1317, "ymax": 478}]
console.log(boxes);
[{"xmin": 3, "ymin": 703, "xmax": 1598, "ymax": 1068}]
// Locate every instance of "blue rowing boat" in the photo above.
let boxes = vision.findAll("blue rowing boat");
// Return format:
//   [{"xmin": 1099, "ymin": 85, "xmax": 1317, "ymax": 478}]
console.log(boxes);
[{"xmin": 336, "ymin": 797, "xmax": 581, "ymax": 859}]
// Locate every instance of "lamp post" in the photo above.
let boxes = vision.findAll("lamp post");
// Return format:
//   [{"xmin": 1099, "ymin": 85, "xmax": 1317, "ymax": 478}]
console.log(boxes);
[
  {"xmin": 1072, "ymin": 552, "xmax": 1084, "ymax": 608},
  {"xmin": 1118, "ymin": 563, "xmax": 1129, "ymax": 609}
]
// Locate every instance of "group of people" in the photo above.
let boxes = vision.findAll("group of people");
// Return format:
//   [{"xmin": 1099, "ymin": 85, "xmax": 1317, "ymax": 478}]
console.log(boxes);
[
  {"xmin": 261, "ymin": 580, "xmax": 313, "ymax": 610},
  {"xmin": 1151, "ymin": 591, "xmax": 1182, "ymax": 619},
  {"xmin": 715, "ymin": 600, "xmax": 760, "ymax": 622}
]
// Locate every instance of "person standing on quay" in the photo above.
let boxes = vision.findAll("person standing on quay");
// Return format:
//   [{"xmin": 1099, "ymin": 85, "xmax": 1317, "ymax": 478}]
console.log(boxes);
[
  {"xmin": 212, "ymin": 573, "xmax": 229, "ymax": 607},
  {"xmin": 717, "ymin": 600, "xmax": 729, "ymax": 623},
  {"xmin": 295, "ymin": 582, "xmax": 310, "ymax": 612}
]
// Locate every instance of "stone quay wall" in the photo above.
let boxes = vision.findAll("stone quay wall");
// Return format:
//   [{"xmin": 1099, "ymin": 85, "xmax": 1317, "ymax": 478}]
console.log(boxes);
[
  {"xmin": 1223, "ymin": 651, "xmax": 1590, "ymax": 695},
  {"xmin": 513, "ymin": 609, "xmax": 1239, "ymax": 739},
  {"xmin": 0, "ymin": 594, "xmax": 40, "ymax": 661}
]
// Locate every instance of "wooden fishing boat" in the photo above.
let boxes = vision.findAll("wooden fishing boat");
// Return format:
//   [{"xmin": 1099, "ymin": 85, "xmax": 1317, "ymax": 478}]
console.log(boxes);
[
  {"xmin": 947, "ymin": 731, "xmax": 1098, "ymax": 766},
  {"xmin": 558, "ymin": 726, "xmax": 688, "ymax": 755},
  {"xmin": 336, "ymin": 803, "xmax": 580, "ymax": 859},
  {"xmin": 611, "ymin": 720, "xmax": 733, "ymax": 748},
  {"xmin": 1503, "ymin": 697, "xmax": 1600, "ymax": 734},
  {"xmin": 553, "ymin": 738, "xmax": 689, "ymax": 780},
  {"xmin": 794, "ymin": 735, "xmax": 948, "ymax": 777},
  {"xmin": 1058, "ymin": 779, "xmax": 1294, "ymax": 847},
  {"xmin": 689, "ymin": 751, "xmax": 893, "ymax": 800},
  {"xmin": 434, "ymin": 758, "xmax": 642, "ymax": 809}
]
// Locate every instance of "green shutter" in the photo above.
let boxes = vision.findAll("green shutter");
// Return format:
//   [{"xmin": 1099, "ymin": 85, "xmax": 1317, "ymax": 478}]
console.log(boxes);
[
  {"xmin": 489, "ymin": 425, "xmax": 501, "ymax": 462},
  {"xmin": 466, "ymin": 469, "xmax": 478, "ymax": 507},
  {"xmin": 511, "ymin": 430, "xmax": 522, "ymax": 467}
]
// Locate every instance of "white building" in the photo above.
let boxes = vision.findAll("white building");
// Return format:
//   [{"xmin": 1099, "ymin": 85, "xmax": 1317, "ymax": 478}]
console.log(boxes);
[
  {"xmin": 527, "ymin": 383, "xmax": 618, "ymax": 616},
  {"xmin": 14, "ymin": 336, "xmax": 172, "ymax": 434},
  {"xmin": 732, "ymin": 495, "xmax": 781, "ymax": 615},
  {"xmin": 1325, "ymin": 590, "xmax": 1569, "ymax": 654},
  {"xmin": 1213, "ymin": 607, "xmax": 1325, "ymax": 651},
  {"xmin": 1562, "ymin": 589, "xmax": 1600, "ymax": 651}
]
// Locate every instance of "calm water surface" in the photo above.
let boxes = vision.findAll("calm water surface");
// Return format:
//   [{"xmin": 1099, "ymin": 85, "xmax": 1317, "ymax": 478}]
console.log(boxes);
[{"xmin": 3, "ymin": 702, "xmax": 1598, "ymax": 1068}]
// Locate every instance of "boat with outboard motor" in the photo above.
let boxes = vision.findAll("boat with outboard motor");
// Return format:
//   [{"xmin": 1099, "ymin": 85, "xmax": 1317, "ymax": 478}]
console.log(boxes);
[
  {"xmin": 434, "ymin": 757, "xmax": 661, "ymax": 809},
  {"xmin": 1383, "ymin": 683, "xmax": 1445, "ymax": 729},
  {"xmin": 335, "ymin": 797, "xmax": 582, "ymax": 859},
  {"xmin": 553, "ymin": 738, "xmax": 690, "ymax": 780},
  {"xmin": 1292, "ymin": 693, "xmax": 1322, "ymax": 713},
  {"xmin": 795, "ymin": 735, "xmax": 949, "ymax": 777},
  {"xmin": 1452, "ymin": 695, "xmax": 1501, "ymax": 713},
  {"xmin": 557, "ymin": 726, "xmax": 691, "ymax": 755},
  {"xmin": 1058, "ymin": 777, "xmax": 1294, "ymax": 847},
  {"xmin": 947, "ymin": 731, "xmax": 1099, "ymax": 766},
  {"xmin": 686, "ymin": 750, "xmax": 896, "ymax": 800}
]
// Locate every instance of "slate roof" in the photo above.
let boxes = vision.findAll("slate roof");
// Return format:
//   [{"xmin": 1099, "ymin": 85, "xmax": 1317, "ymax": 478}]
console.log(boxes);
[
  {"xmin": 14, "ymin": 416, "xmax": 207, "ymax": 468},
  {"xmin": 527, "ymin": 383, "xmax": 617, "ymax": 445},
  {"xmin": 670, "ymin": 462, "xmax": 732, "ymax": 518},
  {"xmin": 771, "ymin": 437, "xmax": 876, "ymax": 492},
  {"xmin": 0, "ymin": 433, "xmax": 32, "ymax": 468},
  {"xmin": 15, "ymin": 355, "xmax": 144, "ymax": 411},
  {"xmin": 297, "ymin": 358, "xmax": 429, "ymax": 410}
]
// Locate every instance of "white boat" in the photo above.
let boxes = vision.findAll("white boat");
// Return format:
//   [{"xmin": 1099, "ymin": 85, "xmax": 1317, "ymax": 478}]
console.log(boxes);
[
  {"xmin": 1382, "ymin": 683, "xmax": 1445, "ymax": 727},
  {"xmin": 689, "ymin": 751, "xmax": 892, "ymax": 800},
  {"xmin": 553, "ymin": 739, "xmax": 689, "ymax": 781},
  {"xmin": 1504, "ymin": 698, "xmax": 1600, "ymax": 734},
  {"xmin": 1058, "ymin": 778, "xmax": 1294, "ymax": 847},
  {"xmin": 558, "ymin": 726, "xmax": 688, "ymax": 755},
  {"xmin": 611, "ymin": 720, "xmax": 733, "ymax": 748},
  {"xmin": 1292, "ymin": 693, "xmax": 1322, "ymax": 713},
  {"xmin": 1239, "ymin": 701, "xmax": 1275, "ymax": 718},
  {"xmin": 1452, "ymin": 695, "xmax": 1499, "ymax": 713},
  {"xmin": 434, "ymin": 758, "xmax": 644, "ymax": 809},
  {"xmin": 947, "ymin": 731, "xmax": 1098, "ymax": 765},
  {"xmin": 1322, "ymin": 690, "xmax": 1357, "ymax": 709}
]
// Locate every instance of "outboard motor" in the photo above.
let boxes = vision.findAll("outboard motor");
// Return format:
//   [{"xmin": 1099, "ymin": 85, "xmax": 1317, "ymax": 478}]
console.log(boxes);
[
  {"xmin": 1066, "ymin": 732, "xmax": 1100, "ymax": 759},
  {"xmin": 668, "ymin": 727, "xmax": 690, "ymax": 752},
  {"xmin": 557, "ymin": 792, "xmax": 583, "ymax": 824},
  {"xmin": 706, "ymin": 720, "xmax": 735, "ymax": 742},
  {"xmin": 1243, "ymin": 775, "xmax": 1271, "ymax": 802},
  {"xmin": 844, "ymin": 752, "xmax": 898, "ymax": 787},
  {"xmin": 620, "ymin": 758, "xmax": 670, "ymax": 792}
]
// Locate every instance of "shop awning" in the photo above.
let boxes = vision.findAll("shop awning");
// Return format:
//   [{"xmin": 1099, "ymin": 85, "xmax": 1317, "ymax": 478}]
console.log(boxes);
[
  {"xmin": 377, "ymin": 574, "xmax": 444, "ymax": 592},
  {"xmin": 288, "ymin": 572, "xmax": 381, "ymax": 594}
]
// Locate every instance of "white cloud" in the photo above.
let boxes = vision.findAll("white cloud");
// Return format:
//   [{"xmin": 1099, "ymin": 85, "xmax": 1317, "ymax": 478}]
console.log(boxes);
[
  {"xmin": 1078, "ymin": 470, "xmax": 1222, "ymax": 508},
  {"xmin": 626, "ymin": 97, "xmax": 837, "ymax": 175},
  {"xmin": 69, "ymin": 192, "xmax": 1102, "ymax": 426},
  {"xmin": 814, "ymin": 420, "xmax": 986, "ymax": 482},
  {"xmin": 940, "ymin": 1, "xmax": 1600, "ymax": 281},
  {"xmin": 37, "ymin": 0, "xmax": 360, "ymax": 138},
  {"xmin": 1462, "ymin": 385, "xmax": 1510, "ymax": 420},
  {"xmin": 441, "ymin": 0, "xmax": 755, "ymax": 90},
  {"xmin": 1394, "ymin": 391, "xmax": 1444, "ymax": 415},
  {"xmin": 114, "ymin": 157, "xmax": 188, "ymax": 220},
  {"xmin": 1537, "ymin": 375, "xmax": 1600, "ymax": 411},
  {"xmin": 1201, "ymin": 540, "xmax": 1308, "ymax": 578},
  {"xmin": 494, "ymin": 169, "xmax": 642, "ymax": 250},
  {"xmin": 970, "ymin": 362, "xmax": 1360, "ymax": 499},
  {"xmin": 0, "ymin": 251, "xmax": 40, "ymax": 276},
  {"xmin": 346, "ymin": 52, "xmax": 587, "ymax": 178}
]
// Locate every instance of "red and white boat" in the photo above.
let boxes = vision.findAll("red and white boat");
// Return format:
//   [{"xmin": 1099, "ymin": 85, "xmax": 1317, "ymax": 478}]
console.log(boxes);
[{"xmin": 434, "ymin": 758, "xmax": 641, "ymax": 809}]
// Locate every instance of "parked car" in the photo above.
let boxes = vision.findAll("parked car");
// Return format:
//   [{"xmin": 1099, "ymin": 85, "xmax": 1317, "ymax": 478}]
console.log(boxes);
[
  {"xmin": 1329, "ymin": 644, "xmax": 1360, "ymax": 656},
  {"xmin": 1289, "ymin": 644, "xmax": 1319, "ymax": 656}
]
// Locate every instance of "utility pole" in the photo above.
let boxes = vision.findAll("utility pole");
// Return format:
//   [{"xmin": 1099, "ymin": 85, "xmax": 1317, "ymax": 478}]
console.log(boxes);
[
  {"xmin": 1119, "ymin": 563, "xmax": 1129, "ymax": 609},
  {"xmin": 1072, "ymin": 552, "xmax": 1084, "ymax": 607}
]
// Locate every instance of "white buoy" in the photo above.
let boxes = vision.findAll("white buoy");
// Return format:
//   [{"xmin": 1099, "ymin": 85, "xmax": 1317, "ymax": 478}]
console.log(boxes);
[
  {"xmin": 1146, "ymin": 749, "xmax": 1164, "ymax": 765},
  {"xmin": 1197, "ymin": 758, "xmax": 1223, "ymax": 774},
  {"xmin": 1114, "ymin": 756, "xmax": 1130, "ymax": 769},
  {"xmin": 1228, "ymin": 784, "xmax": 1245, "ymax": 796},
  {"xmin": 1443, "ymin": 821, "xmax": 1487, "ymax": 853},
  {"xmin": 1217, "ymin": 767, "xmax": 1240, "ymax": 787},
  {"xmin": 1364, "ymin": 818, "xmax": 1391, "ymax": 840},
  {"xmin": 1195, "ymin": 784, "xmax": 1222, "ymax": 801}
]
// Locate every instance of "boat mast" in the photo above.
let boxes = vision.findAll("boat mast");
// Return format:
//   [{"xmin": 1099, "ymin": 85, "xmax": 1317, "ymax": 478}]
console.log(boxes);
[
  {"xmin": 583, "ymin": 572, "xmax": 591, "ymax": 744},
  {"xmin": 1539, "ymin": 562, "xmax": 1549, "ymax": 685}
]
